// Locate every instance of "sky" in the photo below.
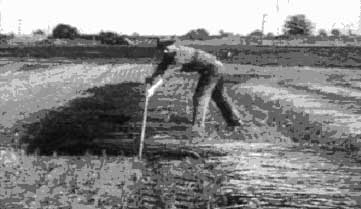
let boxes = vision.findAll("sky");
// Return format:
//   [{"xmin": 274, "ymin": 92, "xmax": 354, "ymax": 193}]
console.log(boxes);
[{"xmin": 0, "ymin": 0, "xmax": 360, "ymax": 36}]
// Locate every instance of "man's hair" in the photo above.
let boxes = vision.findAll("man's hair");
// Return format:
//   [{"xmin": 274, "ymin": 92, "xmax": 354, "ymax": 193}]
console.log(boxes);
[{"xmin": 156, "ymin": 38, "xmax": 175, "ymax": 50}]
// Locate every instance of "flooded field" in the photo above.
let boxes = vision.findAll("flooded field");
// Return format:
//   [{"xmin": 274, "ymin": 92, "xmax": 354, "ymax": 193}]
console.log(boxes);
[{"xmin": 0, "ymin": 59, "xmax": 361, "ymax": 208}]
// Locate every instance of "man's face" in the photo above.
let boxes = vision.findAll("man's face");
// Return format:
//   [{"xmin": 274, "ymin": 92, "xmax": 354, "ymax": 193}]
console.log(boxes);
[{"xmin": 161, "ymin": 47, "xmax": 176, "ymax": 64}]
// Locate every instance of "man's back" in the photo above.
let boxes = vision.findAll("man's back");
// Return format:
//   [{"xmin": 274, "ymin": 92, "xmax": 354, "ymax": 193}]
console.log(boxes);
[{"xmin": 164, "ymin": 44, "xmax": 224, "ymax": 73}]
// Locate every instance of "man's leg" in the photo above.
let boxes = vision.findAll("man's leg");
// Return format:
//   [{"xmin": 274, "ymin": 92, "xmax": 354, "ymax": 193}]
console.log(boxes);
[
  {"xmin": 212, "ymin": 77, "xmax": 242, "ymax": 127},
  {"xmin": 192, "ymin": 72, "xmax": 219, "ymax": 137}
]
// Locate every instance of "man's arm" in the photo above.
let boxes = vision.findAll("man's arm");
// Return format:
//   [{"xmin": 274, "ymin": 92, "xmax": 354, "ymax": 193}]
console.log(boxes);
[
  {"xmin": 146, "ymin": 60, "xmax": 170, "ymax": 85},
  {"xmin": 146, "ymin": 58, "xmax": 182, "ymax": 97}
]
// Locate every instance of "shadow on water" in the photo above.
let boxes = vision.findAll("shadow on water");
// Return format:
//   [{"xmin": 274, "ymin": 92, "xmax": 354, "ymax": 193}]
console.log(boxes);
[{"xmin": 20, "ymin": 82, "xmax": 145, "ymax": 156}]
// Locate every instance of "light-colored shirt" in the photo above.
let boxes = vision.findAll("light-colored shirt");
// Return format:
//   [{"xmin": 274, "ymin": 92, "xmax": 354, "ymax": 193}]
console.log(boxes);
[
  {"xmin": 151, "ymin": 45, "xmax": 224, "ymax": 79},
  {"xmin": 165, "ymin": 45, "xmax": 223, "ymax": 68}
]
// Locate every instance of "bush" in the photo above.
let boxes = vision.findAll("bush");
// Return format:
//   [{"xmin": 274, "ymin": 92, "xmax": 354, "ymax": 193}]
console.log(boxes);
[
  {"xmin": 33, "ymin": 29, "xmax": 46, "ymax": 36},
  {"xmin": 183, "ymin": 28, "xmax": 210, "ymax": 40},
  {"xmin": 99, "ymin": 32, "xmax": 129, "ymax": 45},
  {"xmin": 52, "ymin": 24, "xmax": 79, "ymax": 39},
  {"xmin": 283, "ymin": 14, "xmax": 313, "ymax": 36},
  {"xmin": 331, "ymin": 29, "xmax": 341, "ymax": 37},
  {"xmin": 249, "ymin": 30, "xmax": 263, "ymax": 37},
  {"xmin": 318, "ymin": 29, "xmax": 328, "ymax": 38}
]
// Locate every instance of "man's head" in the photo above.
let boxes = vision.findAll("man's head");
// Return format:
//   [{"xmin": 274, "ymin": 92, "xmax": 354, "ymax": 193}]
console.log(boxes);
[
  {"xmin": 156, "ymin": 38, "xmax": 177, "ymax": 63},
  {"xmin": 156, "ymin": 38, "xmax": 176, "ymax": 50}
]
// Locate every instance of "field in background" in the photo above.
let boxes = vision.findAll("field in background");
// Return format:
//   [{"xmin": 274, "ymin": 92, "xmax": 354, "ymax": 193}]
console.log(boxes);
[
  {"xmin": 1, "ymin": 45, "xmax": 361, "ymax": 68},
  {"xmin": 195, "ymin": 45, "xmax": 361, "ymax": 68},
  {"xmin": 226, "ymin": 65, "xmax": 361, "ymax": 151},
  {"xmin": 0, "ymin": 46, "xmax": 156, "ymax": 59},
  {"xmin": 2, "ymin": 60, "xmax": 361, "ymax": 152},
  {"xmin": 1, "ymin": 59, "xmax": 361, "ymax": 208}
]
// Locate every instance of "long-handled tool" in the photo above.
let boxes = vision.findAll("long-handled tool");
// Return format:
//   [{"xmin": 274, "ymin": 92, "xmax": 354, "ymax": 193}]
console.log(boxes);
[{"xmin": 138, "ymin": 78, "xmax": 164, "ymax": 160}]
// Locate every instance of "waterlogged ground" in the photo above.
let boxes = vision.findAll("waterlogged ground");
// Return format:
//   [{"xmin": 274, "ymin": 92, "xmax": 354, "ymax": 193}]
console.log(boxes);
[
  {"xmin": 1, "ymin": 140, "xmax": 361, "ymax": 208},
  {"xmin": 0, "ymin": 59, "xmax": 361, "ymax": 208},
  {"xmin": 0, "ymin": 59, "xmax": 152, "ymax": 131}
]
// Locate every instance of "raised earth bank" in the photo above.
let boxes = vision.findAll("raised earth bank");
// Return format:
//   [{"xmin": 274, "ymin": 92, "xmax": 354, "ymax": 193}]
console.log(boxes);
[
  {"xmin": 0, "ymin": 61, "xmax": 360, "ymax": 208},
  {"xmin": 1, "ymin": 45, "xmax": 361, "ymax": 68}
]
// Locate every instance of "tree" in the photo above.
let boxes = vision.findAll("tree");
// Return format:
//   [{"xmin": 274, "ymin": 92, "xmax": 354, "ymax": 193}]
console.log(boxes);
[
  {"xmin": 219, "ymin": 29, "xmax": 226, "ymax": 37},
  {"xmin": 52, "ymin": 24, "xmax": 79, "ymax": 39},
  {"xmin": 98, "ymin": 31, "xmax": 128, "ymax": 45},
  {"xmin": 331, "ymin": 29, "xmax": 341, "ymax": 37},
  {"xmin": 184, "ymin": 28, "xmax": 210, "ymax": 40},
  {"xmin": 248, "ymin": 29, "xmax": 263, "ymax": 37},
  {"xmin": 347, "ymin": 29, "xmax": 354, "ymax": 36},
  {"xmin": 318, "ymin": 29, "xmax": 328, "ymax": 38},
  {"xmin": 33, "ymin": 29, "xmax": 45, "ymax": 36},
  {"xmin": 266, "ymin": 32, "xmax": 274, "ymax": 38},
  {"xmin": 219, "ymin": 29, "xmax": 233, "ymax": 37},
  {"xmin": 283, "ymin": 14, "xmax": 313, "ymax": 36}
]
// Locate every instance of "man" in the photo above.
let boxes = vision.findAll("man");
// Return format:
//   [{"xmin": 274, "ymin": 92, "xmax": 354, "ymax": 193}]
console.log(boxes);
[{"xmin": 146, "ymin": 39, "xmax": 242, "ymax": 138}]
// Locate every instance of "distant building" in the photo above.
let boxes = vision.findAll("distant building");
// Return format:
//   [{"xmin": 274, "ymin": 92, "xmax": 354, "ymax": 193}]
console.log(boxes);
[
  {"xmin": 125, "ymin": 36, "xmax": 158, "ymax": 47},
  {"xmin": 8, "ymin": 35, "xmax": 47, "ymax": 46}
]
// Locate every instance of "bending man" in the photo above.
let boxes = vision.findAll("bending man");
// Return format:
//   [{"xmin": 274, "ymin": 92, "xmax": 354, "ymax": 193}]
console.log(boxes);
[{"xmin": 146, "ymin": 39, "xmax": 242, "ymax": 138}]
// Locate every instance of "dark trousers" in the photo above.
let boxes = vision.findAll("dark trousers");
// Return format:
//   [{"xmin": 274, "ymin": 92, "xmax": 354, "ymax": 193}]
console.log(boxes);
[{"xmin": 192, "ymin": 73, "xmax": 241, "ymax": 133}]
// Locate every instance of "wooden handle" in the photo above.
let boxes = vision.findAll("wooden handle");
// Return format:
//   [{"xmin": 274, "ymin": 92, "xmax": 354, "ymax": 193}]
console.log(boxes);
[
  {"xmin": 147, "ymin": 78, "xmax": 164, "ymax": 98},
  {"xmin": 138, "ymin": 92, "xmax": 149, "ymax": 160}
]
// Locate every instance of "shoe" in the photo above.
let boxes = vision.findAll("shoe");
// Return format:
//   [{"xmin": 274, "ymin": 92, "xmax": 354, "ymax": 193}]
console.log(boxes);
[
  {"xmin": 191, "ymin": 125, "xmax": 207, "ymax": 136},
  {"xmin": 183, "ymin": 126, "xmax": 207, "ymax": 144},
  {"xmin": 222, "ymin": 125, "xmax": 245, "ymax": 140},
  {"xmin": 225, "ymin": 125, "xmax": 236, "ymax": 132}
]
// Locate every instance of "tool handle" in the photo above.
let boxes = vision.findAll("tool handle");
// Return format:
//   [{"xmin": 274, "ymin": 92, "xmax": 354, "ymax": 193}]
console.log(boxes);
[
  {"xmin": 147, "ymin": 78, "xmax": 164, "ymax": 98},
  {"xmin": 139, "ymin": 78, "xmax": 164, "ymax": 160},
  {"xmin": 138, "ymin": 95, "xmax": 149, "ymax": 160}
]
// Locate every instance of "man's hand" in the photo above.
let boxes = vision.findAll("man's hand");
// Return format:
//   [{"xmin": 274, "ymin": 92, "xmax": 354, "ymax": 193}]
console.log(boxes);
[
  {"xmin": 146, "ymin": 86, "xmax": 155, "ymax": 98},
  {"xmin": 145, "ymin": 77, "xmax": 153, "ymax": 85},
  {"xmin": 146, "ymin": 78, "xmax": 164, "ymax": 98}
]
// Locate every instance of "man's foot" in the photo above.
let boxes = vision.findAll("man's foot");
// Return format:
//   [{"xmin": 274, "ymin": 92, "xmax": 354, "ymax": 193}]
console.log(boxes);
[
  {"xmin": 221, "ymin": 125, "xmax": 245, "ymax": 140},
  {"xmin": 227, "ymin": 119, "xmax": 244, "ymax": 127},
  {"xmin": 184, "ymin": 125, "xmax": 207, "ymax": 143},
  {"xmin": 225, "ymin": 125, "xmax": 237, "ymax": 132},
  {"xmin": 192, "ymin": 125, "xmax": 207, "ymax": 136}
]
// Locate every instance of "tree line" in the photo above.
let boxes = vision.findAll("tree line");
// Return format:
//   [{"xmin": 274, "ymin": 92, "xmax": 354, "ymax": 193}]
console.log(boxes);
[
  {"xmin": 4, "ymin": 14, "xmax": 356, "ymax": 45},
  {"xmin": 182, "ymin": 15, "xmax": 350, "ymax": 40}
]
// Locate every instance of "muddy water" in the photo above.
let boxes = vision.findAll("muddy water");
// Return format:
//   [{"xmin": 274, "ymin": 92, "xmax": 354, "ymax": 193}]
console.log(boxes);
[
  {"xmin": 208, "ymin": 141, "xmax": 361, "ymax": 208},
  {"xmin": 1, "ymin": 61, "xmax": 361, "ymax": 208},
  {"xmin": 138, "ymin": 133, "xmax": 361, "ymax": 208},
  {"xmin": 141, "ymin": 70, "xmax": 361, "ymax": 209},
  {"xmin": 142, "ymin": 100, "xmax": 361, "ymax": 208}
]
